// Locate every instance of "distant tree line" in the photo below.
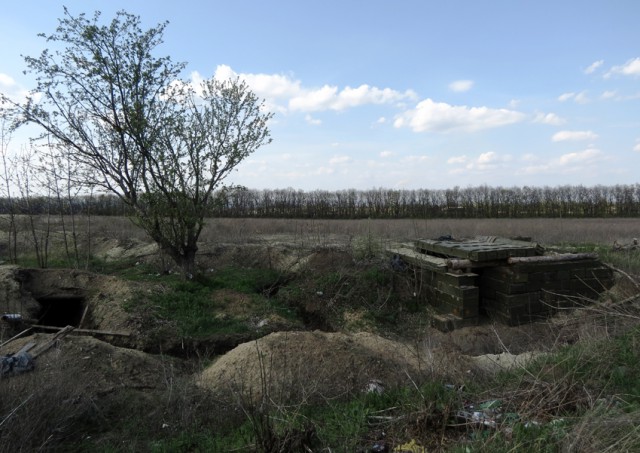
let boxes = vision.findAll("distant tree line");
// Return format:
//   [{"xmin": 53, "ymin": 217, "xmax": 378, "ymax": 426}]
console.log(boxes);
[{"xmin": 2, "ymin": 184, "xmax": 640, "ymax": 219}]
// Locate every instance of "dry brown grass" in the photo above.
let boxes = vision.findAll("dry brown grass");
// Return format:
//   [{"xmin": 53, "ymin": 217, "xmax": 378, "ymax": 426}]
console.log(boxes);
[
  {"xmin": 198, "ymin": 217, "xmax": 637, "ymax": 244},
  {"xmin": 3, "ymin": 215, "xmax": 637, "ymax": 252}
]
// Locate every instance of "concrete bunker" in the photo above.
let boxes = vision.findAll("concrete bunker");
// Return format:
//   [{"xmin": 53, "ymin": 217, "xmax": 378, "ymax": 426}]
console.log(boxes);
[{"xmin": 388, "ymin": 236, "xmax": 615, "ymax": 331}]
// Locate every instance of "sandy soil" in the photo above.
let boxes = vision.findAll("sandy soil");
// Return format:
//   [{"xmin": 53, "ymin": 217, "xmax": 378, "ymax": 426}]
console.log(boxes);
[{"xmin": 197, "ymin": 330, "xmax": 429, "ymax": 404}]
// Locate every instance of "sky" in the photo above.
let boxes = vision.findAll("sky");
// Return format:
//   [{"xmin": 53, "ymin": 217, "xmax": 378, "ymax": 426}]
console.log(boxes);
[{"xmin": 1, "ymin": 1, "xmax": 639, "ymax": 191}]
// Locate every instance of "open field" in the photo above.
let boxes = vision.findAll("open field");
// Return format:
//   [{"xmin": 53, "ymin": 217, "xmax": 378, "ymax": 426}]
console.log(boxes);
[
  {"xmin": 181, "ymin": 217, "xmax": 640, "ymax": 246},
  {"xmin": 6, "ymin": 215, "xmax": 640, "ymax": 243},
  {"xmin": 1, "ymin": 216, "xmax": 639, "ymax": 451}
]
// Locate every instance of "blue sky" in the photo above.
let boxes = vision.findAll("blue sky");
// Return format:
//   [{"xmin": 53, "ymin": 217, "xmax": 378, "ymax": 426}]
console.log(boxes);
[{"xmin": 1, "ymin": 1, "xmax": 639, "ymax": 191}]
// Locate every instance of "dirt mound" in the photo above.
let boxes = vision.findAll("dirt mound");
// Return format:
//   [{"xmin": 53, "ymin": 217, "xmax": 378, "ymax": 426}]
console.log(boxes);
[
  {"xmin": 0, "ymin": 333, "xmax": 178, "ymax": 395},
  {"xmin": 93, "ymin": 237, "xmax": 159, "ymax": 263},
  {"xmin": 465, "ymin": 351, "xmax": 544, "ymax": 375},
  {"xmin": 305, "ymin": 249, "xmax": 354, "ymax": 273},
  {"xmin": 197, "ymin": 330, "xmax": 430, "ymax": 404}
]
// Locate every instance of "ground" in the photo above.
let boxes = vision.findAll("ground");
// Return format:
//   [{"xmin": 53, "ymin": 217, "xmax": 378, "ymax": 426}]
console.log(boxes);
[{"xmin": 0, "ymin": 234, "xmax": 637, "ymax": 450}]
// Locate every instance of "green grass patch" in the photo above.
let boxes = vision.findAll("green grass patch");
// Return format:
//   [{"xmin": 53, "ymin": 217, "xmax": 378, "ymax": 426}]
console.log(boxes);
[
  {"xmin": 207, "ymin": 266, "xmax": 285, "ymax": 294},
  {"xmin": 208, "ymin": 381, "xmax": 462, "ymax": 451},
  {"xmin": 119, "ymin": 265, "xmax": 296, "ymax": 338}
]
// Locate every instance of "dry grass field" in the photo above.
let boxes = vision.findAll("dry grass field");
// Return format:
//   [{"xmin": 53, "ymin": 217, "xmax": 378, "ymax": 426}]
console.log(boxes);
[
  {"xmin": 202, "ymin": 217, "xmax": 640, "ymax": 245},
  {"xmin": 3, "ymin": 215, "xmax": 638, "ymax": 253}
]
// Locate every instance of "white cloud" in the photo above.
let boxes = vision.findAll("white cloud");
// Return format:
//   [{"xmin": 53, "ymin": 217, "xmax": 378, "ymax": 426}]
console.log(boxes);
[
  {"xmin": 447, "ymin": 151, "xmax": 511, "ymax": 173},
  {"xmin": 304, "ymin": 114, "xmax": 322, "ymax": 125},
  {"xmin": 600, "ymin": 90, "xmax": 617, "ymax": 100},
  {"xmin": 316, "ymin": 166, "xmax": 334, "ymax": 175},
  {"xmin": 447, "ymin": 155, "xmax": 467, "ymax": 164},
  {"xmin": 478, "ymin": 151, "xmax": 497, "ymax": 164},
  {"xmin": 557, "ymin": 148, "xmax": 602, "ymax": 166},
  {"xmin": 551, "ymin": 130, "xmax": 598, "ymax": 142},
  {"xmin": 0, "ymin": 72, "xmax": 31, "ymax": 104},
  {"xmin": 289, "ymin": 84, "xmax": 417, "ymax": 112},
  {"xmin": 558, "ymin": 92, "xmax": 575, "ymax": 102},
  {"xmin": 376, "ymin": 117, "xmax": 386, "ymax": 124},
  {"xmin": 213, "ymin": 65, "xmax": 300, "ymax": 99},
  {"xmin": 605, "ymin": 57, "xmax": 640, "ymax": 78},
  {"xmin": 449, "ymin": 79, "xmax": 474, "ymax": 92},
  {"xmin": 288, "ymin": 85, "xmax": 336, "ymax": 112},
  {"xmin": 634, "ymin": 140, "xmax": 640, "ymax": 153},
  {"xmin": 379, "ymin": 150, "xmax": 394, "ymax": 158},
  {"xmin": 393, "ymin": 99, "xmax": 524, "ymax": 133},
  {"xmin": 574, "ymin": 91, "xmax": 590, "ymax": 104},
  {"xmin": 0, "ymin": 73, "xmax": 16, "ymax": 88},
  {"xmin": 533, "ymin": 112, "xmax": 565, "ymax": 125},
  {"xmin": 584, "ymin": 60, "xmax": 604, "ymax": 74},
  {"xmin": 558, "ymin": 91, "xmax": 589, "ymax": 104},
  {"xmin": 211, "ymin": 64, "xmax": 417, "ymax": 114},
  {"xmin": 329, "ymin": 155, "xmax": 352, "ymax": 165},
  {"xmin": 401, "ymin": 155, "xmax": 430, "ymax": 163},
  {"xmin": 521, "ymin": 147, "xmax": 605, "ymax": 175}
]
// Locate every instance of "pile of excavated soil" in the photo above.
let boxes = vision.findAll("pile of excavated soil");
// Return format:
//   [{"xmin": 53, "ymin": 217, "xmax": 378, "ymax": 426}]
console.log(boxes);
[
  {"xmin": 197, "ymin": 330, "xmax": 437, "ymax": 404},
  {"xmin": 0, "ymin": 333, "xmax": 179, "ymax": 395},
  {"xmin": 464, "ymin": 351, "xmax": 544, "ymax": 375},
  {"xmin": 93, "ymin": 237, "xmax": 159, "ymax": 263}
]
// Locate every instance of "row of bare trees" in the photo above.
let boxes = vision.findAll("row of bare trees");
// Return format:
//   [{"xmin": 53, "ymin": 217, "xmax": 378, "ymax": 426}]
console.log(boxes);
[
  {"xmin": 1, "ymin": 184, "xmax": 639, "ymax": 222},
  {"xmin": 207, "ymin": 185, "xmax": 640, "ymax": 219}
]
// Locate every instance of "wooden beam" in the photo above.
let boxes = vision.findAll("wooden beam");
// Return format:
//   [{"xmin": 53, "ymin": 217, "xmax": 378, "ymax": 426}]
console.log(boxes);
[
  {"xmin": 387, "ymin": 247, "xmax": 448, "ymax": 271},
  {"xmin": 507, "ymin": 253, "xmax": 598, "ymax": 264},
  {"xmin": 30, "ymin": 326, "xmax": 75, "ymax": 358},
  {"xmin": 447, "ymin": 259, "xmax": 506, "ymax": 270},
  {"xmin": 30, "ymin": 324, "xmax": 130, "ymax": 337},
  {"xmin": 0, "ymin": 327, "xmax": 33, "ymax": 349},
  {"xmin": 447, "ymin": 252, "xmax": 598, "ymax": 270}
]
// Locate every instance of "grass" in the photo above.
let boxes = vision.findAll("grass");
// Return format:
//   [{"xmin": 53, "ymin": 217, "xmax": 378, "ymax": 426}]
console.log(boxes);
[
  {"xmin": 117, "ymin": 265, "xmax": 298, "ymax": 338},
  {"xmin": 204, "ymin": 380, "xmax": 463, "ymax": 452}
]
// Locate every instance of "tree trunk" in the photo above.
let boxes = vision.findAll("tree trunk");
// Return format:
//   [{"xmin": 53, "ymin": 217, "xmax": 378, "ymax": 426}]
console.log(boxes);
[{"xmin": 162, "ymin": 243, "xmax": 198, "ymax": 278}]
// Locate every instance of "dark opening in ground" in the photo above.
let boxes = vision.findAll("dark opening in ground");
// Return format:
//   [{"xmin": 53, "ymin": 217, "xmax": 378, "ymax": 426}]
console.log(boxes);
[{"xmin": 36, "ymin": 296, "xmax": 86, "ymax": 327}]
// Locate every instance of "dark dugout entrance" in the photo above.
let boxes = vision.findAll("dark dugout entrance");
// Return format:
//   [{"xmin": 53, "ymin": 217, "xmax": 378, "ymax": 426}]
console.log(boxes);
[
  {"xmin": 35, "ymin": 295, "xmax": 87, "ymax": 328},
  {"xmin": 11, "ymin": 269, "xmax": 90, "ymax": 329}
]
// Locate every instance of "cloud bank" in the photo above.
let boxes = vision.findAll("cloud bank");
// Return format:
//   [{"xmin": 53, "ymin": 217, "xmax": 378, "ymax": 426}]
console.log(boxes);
[
  {"xmin": 551, "ymin": 130, "xmax": 599, "ymax": 142},
  {"xmin": 393, "ymin": 99, "xmax": 524, "ymax": 133}
]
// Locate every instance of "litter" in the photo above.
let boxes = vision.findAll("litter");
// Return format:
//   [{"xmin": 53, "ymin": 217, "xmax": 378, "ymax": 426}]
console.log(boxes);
[
  {"xmin": 1, "ymin": 351, "xmax": 35, "ymax": 377},
  {"xmin": 393, "ymin": 439, "xmax": 425, "ymax": 453}
]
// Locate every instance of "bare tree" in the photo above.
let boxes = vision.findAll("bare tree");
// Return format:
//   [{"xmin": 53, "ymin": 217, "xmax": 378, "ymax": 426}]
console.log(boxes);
[
  {"xmin": 1, "ymin": 8, "xmax": 272, "ymax": 276},
  {"xmin": 14, "ymin": 145, "xmax": 53, "ymax": 268},
  {"xmin": 0, "ymin": 109, "xmax": 18, "ymax": 263}
]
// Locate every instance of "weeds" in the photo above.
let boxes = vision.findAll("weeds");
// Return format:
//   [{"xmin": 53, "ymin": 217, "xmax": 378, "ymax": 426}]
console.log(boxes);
[
  {"xmin": 224, "ymin": 371, "xmax": 465, "ymax": 451},
  {"xmin": 351, "ymin": 230, "xmax": 384, "ymax": 261},
  {"xmin": 456, "ymin": 289, "xmax": 640, "ymax": 452},
  {"xmin": 0, "ymin": 358, "xmax": 97, "ymax": 452}
]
